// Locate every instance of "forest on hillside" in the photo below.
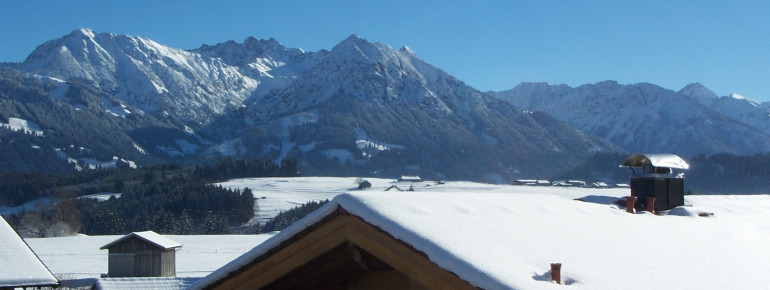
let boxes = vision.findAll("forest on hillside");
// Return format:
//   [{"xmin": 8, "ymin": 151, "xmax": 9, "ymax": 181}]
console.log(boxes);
[{"xmin": 1, "ymin": 158, "xmax": 300, "ymax": 237}]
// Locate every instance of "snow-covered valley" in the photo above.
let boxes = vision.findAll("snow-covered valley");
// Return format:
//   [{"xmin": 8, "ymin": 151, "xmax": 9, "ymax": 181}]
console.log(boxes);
[{"xmin": 21, "ymin": 177, "xmax": 770, "ymax": 289}]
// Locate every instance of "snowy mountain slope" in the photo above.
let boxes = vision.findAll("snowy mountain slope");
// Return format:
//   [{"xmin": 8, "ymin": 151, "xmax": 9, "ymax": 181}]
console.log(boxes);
[
  {"xmin": 2, "ymin": 30, "xmax": 613, "ymax": 180},
  {"xmin": 192, "ymin": 37, "xmax": 327, "ymax": 99},
  {"xmin": 248, "ymin": 35, "xmax": 461, "ymax": 120},
  {"xmin": 232, "ymin": 35, "xmax": 615, "ymax": 181},
  {"xmin": 0, "ymin": 68, "xmax": 193, "ymax": 173},
  {"xmin": 679, "ymin": 83, "xmax": 770, "ymax": 136},
  {"xmin": 493, "ymin": 81, "xmax": 770, "ymax": 157},
  {"xmin": 19, "ymin": 29, "xmax": 259, "ymax": 126}
]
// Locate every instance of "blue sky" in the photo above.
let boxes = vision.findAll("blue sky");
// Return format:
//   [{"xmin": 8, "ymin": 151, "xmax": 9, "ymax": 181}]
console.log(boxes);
[{"xmin": 2, "ymin": 0, "xmax": 769, "ymax": 100}]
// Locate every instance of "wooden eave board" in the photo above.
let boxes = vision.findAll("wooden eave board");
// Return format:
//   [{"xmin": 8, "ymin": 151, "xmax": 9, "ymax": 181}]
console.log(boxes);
[{"xmin": 207, "ymin": 210, "xmax": 475, "ymax": 290}]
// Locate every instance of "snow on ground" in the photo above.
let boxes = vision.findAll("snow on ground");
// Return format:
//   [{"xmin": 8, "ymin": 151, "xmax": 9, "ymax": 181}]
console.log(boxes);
[
  {"xmin": 80, "ymin": 156, "xmax": 137, "ymax": 169},
  {"xmin": 78, "ymin": 193, "xmax": 121, "ymax": 202},
  {"xmin": 21, "ymin": 177, "xmax": 770, "ymax": 289},
  {"xmin": 0, "ymin": 198, "xmax": 58, "ymax": 216},
  {"xmin": 353, "ymin": 128, "xmax": 405, "ymax": 157},
  {"xmin": 25, "ymin": 234, "xmax": 275, "ymax": 279},
  {"xmin": 216, "ymin": 177, "xmax": 398, "ymax": 225},
  {"xmin": 133, "ymin": 143, "xmax": 146, "ymax": 155},
  {"xmin": 209, "ymin": 138, "xmax": 244, "ymax": 156},
  {"xmin": 196, "ymin": 178, "xmax": 770, "ymax": 289},
  {"xmin": 102, "ymin": 98, "xmax": 131, "ymax": 118},
  {"xmin": 1, "ymin": 117, "xmax": 45, "ymax": 136}
]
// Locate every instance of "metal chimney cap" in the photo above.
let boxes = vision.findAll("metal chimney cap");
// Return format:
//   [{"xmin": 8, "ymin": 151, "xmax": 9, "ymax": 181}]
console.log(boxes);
[{"xmin": 619, "ymin": 153, "xmax": 689, "ymax": 170}]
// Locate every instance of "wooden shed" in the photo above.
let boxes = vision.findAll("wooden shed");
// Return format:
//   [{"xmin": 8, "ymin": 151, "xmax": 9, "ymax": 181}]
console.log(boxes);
[{"xmin": 100, "ymin": 231, "xmax": 182, "ymax": 278}]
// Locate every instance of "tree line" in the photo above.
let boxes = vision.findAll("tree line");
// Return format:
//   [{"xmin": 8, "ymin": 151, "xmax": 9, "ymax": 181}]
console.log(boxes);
[
  {"xmin": 551, "ymin": 151, "xmax": 770, "ymax": 194},
  {"xmin": 2, "ymin": 157, "xmax": 300, "ymax": 237}
]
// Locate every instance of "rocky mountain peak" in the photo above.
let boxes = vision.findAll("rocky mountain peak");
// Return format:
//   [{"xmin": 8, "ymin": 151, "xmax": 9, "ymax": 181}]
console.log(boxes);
[
  {"xmin": 679, "ymin": 82, "xmax": 719, "ymax": 100},
  {"xmin": 70, "ymin": 28, "xmax": 97, "ymax": 38},
  {"xmin": 329, "ymin": 34, "xmax": 401, "ymax": 64},
  {"xmin": 399, "ymin": 45, "xmax": 416, "ymax": 57}
]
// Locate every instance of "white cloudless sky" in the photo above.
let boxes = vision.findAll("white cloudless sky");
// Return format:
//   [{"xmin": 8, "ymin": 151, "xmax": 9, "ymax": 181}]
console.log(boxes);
[{"xmin": 1, "ymin": 0, "xmax": 768, "ymax": 100}]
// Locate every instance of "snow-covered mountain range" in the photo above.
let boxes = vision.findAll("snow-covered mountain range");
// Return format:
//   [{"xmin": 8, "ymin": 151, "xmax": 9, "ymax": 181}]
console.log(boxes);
[
  {"xmin": 1, "ymin": 28, "xmax": 768, "ymax": 181},
  {"xmin": 18, "ymin": 28, "xmax": 258, "ymax": 125},
  {"xmin": 493, "ymin": 81, "xmax": 770, "ymax": 157},
  {"xmin": 1, "ymin": 29, "xmax": 613, "ymax": 181},
  {"xmin": 679, "ymin": 83, "xmax": 770, "ymax": 136}
]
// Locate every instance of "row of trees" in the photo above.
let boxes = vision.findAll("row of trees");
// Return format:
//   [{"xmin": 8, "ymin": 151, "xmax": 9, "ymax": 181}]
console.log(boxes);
[
  {"xmin": 76, "ymin": 181, "xmax": 254, "ymax": 235},
  {"xmin": 3, "ymin": 158, "xmax": 301, "ymax": 237},
  {"xmin": 687, "ymin": 153, "xmax": 770, "ymax": 194},
  {"xmin": 261, "ymin": 200, "xmax": 329, "ymax": 232},
  {"xmin": 551, "ymin": 151, "xmax": 770, "ymax": 194},
  {"xmin": 193, "ymin": 157, "xmax": 299, "ymax": 181}
]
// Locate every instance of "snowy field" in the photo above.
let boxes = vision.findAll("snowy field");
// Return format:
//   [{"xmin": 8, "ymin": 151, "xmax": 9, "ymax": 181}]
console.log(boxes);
[
  {"xmin": 26, "ymin": 234, "xmax": 275, "ymax": 279},
  {"xmin": 23, "ymin": 177, "xmax": 770, "ymax": 289},
  {"xmin": 216, "ymin": 176, "xmax": 405, "ymax": 224},
  {"xmin": 198, "ymin": 177, "xmax": 770, "ymax": 289},
  {"xmin": 26, "ymin": 177, "xmax": 581, "ymax": 280},
  {"xmin": 24, "ymin": 177, "xmax": 419, "ymax": 279}
]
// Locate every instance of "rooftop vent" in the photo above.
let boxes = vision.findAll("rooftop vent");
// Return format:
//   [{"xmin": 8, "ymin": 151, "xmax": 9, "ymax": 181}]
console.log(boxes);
[{"xmin": 620, "ymin": 153, "xmax": 689, "ymax": 211}]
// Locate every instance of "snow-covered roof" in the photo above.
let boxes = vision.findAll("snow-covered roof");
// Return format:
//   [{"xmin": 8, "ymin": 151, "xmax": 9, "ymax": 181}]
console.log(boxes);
[
  {"xmin": 100, "ymin": 231, "xmax": 182, "ymax": 250},
  {"xmin": 192, "ymin": 187, "xmax": 770, "ymax": 289},
  {"xmin": 95, "ymin": 277, "xmax": 199, "ymax": 290},
  {"xmin": 620, "ymin": 153, "xmax": 690, "ymax": 169},
  {"xmin": 27, "ymin": 234, "xmax": 273, "ymax": 280},
  {"xmin": 0, "ymin": 216, "xmax": 59, "ymax": 288}
]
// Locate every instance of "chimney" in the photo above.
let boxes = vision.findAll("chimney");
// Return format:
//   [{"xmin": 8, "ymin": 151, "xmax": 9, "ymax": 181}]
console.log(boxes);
[
  {"xmin": 625, "ymin": 196, "xmax": 637, "ymax": 213},
  {"xmin": 550, "ymin": 263, "xmax": 562, "ymax": 284}
]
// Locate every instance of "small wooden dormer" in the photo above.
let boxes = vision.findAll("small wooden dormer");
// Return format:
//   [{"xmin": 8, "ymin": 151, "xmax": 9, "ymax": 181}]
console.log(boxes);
[
  {"xmin": 100, "ymin": 231, "xmax": 182, "ymax": 278},
  {"xmin": 198, "ymin": 207, "xmax": 474, "ymax": 290}
]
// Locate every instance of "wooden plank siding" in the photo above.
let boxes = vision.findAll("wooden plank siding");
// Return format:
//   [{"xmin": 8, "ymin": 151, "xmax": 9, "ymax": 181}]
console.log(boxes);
[{"xmin": 106, "ymin": 236, "xmax": 176, "ymax": 277}]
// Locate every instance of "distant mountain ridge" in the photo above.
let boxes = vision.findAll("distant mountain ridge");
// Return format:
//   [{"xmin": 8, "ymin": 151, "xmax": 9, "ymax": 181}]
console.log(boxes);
[
  {"xmin": 18, "ymin": 29, "xmax": 259, "ymax": 125},
  {"xmin": 493, "ymin": 81, "xmax": 770, "ymax": 157},
  {"xmin": 214, "ymin": 34, "xmax": 615, "ymax": 181},
  {"xmin": 0, "ymin": 29, "xmax": 616, "ymax": 182},
  {"xmin": 678, "ymin": 82, "xmax": 770, "ymax": 136}
]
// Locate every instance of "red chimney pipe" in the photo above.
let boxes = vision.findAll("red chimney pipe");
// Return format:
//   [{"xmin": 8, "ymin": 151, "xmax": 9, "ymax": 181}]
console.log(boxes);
[
  {"xmin": 551, "ymin": 263, "xmax": 562, "ymax": 284},
  {"xmin": 626, "ymin": 196, "xmax": 636, "ymax": 213},
  {"xmin": 646, "ymin": 197, "xmax": 656, "ymax": 213}
]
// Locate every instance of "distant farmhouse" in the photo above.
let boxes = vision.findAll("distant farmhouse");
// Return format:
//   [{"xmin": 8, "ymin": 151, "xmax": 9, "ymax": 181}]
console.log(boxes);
[
  {"xmin": 398, "ymin": 176, "xmax": 422, "ymax": 182},
  {"xmin": 552, "ymin": 180, "xmax": 587, "ymax": 187},
  {"xmin": 513, "ymin": 179, "xmax": 550, "ymax": 186},
  {"xmin": 357, "ymin": 180, "xmax": 372, "ymax": 190}
]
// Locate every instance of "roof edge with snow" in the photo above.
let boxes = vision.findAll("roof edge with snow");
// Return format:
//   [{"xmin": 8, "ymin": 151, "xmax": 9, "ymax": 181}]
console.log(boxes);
[
  {"xmin": 189, "ymin": 198, "xmax": 478, "ymax": 289},
  {"xmin": 0, "ymin": 216, "xmax": 59, "ymax": 288},
  {"xmin": 100, "ymin": 230, "xmax": 182, "ymax": 250},
  {"xmin": 619, "ymin": 153, "xmax": 689, "ymax": 170}
]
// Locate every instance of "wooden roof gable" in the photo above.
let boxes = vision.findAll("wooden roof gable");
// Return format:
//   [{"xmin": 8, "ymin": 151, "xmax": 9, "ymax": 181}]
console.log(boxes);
[{"xmin": 195, "ymin": 207, "xmax": 475, "ymax": 290}]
